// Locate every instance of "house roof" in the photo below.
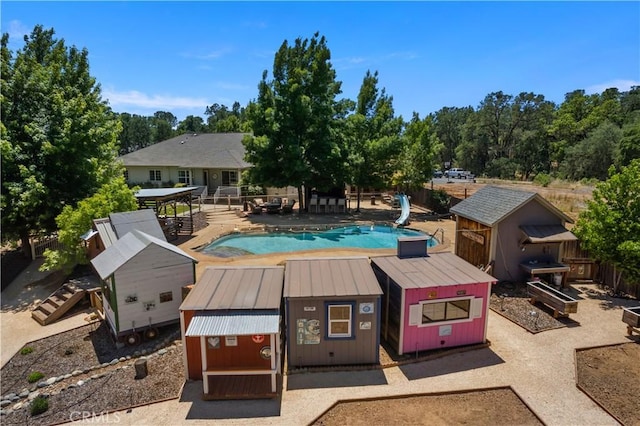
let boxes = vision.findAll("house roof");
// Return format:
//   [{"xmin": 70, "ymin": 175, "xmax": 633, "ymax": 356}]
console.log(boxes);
[
  {"xmin": 520, "ymin": 224, "xmax": 577, "ymax": 243},
  {"xmin": 180, "ymin": 266, "xmax": 284, "ymax": 311},
  {"xmin": 370, "ymin": 252, "xmax": 497, "ymax": 290},
  {"xmin": 283, "ymin": 257, "xmax": 382, "ymax": 298},
  {"xmin": 185, "ymin": 312, "xmax": 280, "ymax": 336},
  {"xmin": 449, "ymin": 185, "xmax": 573, "ymax": 227},
  {"xmin": 109, "ymin": 209, "xmax": 166, "ymax": 241},
  {"xmin": 119, "ymin": 133, "xmax": 251, "ymax": 169},
  {"xmin": 90, "ymin": 229, "xmax": 196, "ymax": 279}
]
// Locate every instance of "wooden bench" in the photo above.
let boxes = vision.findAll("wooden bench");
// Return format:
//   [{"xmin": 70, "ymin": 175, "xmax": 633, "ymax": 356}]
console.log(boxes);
[{"xmin": 527, "ymin": 280, "xmax": 579, "ymax": 318}]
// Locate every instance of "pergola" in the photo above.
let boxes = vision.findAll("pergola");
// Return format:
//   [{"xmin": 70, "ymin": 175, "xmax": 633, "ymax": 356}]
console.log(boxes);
[{"xmin": 134, "ymin": 187, "xmax": 198, "ymax": 235}]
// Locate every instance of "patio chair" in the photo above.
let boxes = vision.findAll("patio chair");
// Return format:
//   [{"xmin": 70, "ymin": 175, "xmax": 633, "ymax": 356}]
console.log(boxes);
[
  {"xmin": 253, "ymin": 198, "xmax": 265, "ymax": 207},
  {"xmin": 327, "ymin": 198, "xmax": 337, "ymax": 213},
  {"xmin": 265, "ymin": 197, "xmax": 282, "ymax": 214},
  {"xmin": 318, "ymin": 197, "xmax": 327, "ymax": 213},
  {"xmin": 337, "ymin": 198, "xmax": 346, "ymax": 213},
  {"xmin": 281, "ymin": 199, "xmax": 296, "ymax": 214},
  {"xmin": 309, "ymin": 197, "xmax": 318, "ymax": 213},
  {"xmin": 249, "ymin": 201, "xmax": 262, "ymax": 214}
]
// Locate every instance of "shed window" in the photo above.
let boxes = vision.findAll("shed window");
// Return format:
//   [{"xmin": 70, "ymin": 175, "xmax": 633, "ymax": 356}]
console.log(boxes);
[
  {"xmin": 159, "ymin": 291, "xmax": 173, "ymax": 303},
  {"xmin": 149, "ymin": 170, "xmax": 161, "ymax": 181},
  {"xmin": 178, "ymin": 170, "xmax": 191, "ymax": 185},
  {"xmin": 328, "ymin": 304, "xmax": 352, "ymax": 338},
  {"xmin": 422, "ymin": 299, "xmax": 470, "ymax": 324}
]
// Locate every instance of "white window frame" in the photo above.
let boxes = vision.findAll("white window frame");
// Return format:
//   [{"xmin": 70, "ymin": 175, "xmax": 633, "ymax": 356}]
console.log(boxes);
[
  {"xmin": 149, "ymin": 170, "xmax": 161, "ymax": 181},
  {"xmin": 328, "ymin": 304, "xmax": 352, "ymax": 338},
  {"xmin": 409, "ymin": 296, "xmax": 483, "ymax": 328},
  {"xmin": 178, "ymin": 169, "xmax": 192, "ymax": 185}
]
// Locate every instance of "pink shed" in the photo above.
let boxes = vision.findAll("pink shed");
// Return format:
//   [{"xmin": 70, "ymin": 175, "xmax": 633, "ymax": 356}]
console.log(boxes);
[{"xmin": 371, "ymin": 248, "xmax": 496, "ymax": 355}]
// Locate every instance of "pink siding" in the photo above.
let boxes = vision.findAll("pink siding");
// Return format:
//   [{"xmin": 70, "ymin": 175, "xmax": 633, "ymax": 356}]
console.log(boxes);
[{"xmin": 402, "ymin": 282, "xmax": 490, "ymax": 354}]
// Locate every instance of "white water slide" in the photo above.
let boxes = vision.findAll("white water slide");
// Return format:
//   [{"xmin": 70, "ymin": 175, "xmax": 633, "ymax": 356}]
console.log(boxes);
[{"xmin": 395, "ymin": 194, "xmax": 410, "ymax": 226}]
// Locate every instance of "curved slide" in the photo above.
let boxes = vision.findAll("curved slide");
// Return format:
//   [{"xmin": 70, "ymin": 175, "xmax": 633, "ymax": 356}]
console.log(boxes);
[{"xmin": 395, "ymin": 194, "xmax": 410, "ymax": 226}]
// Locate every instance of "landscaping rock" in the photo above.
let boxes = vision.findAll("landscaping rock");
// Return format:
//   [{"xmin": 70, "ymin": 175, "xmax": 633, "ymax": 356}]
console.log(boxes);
[
  {"xmin": 27, "ymin": 391, "xmax": 40, "ymax": 401},
  {"xmin": 63, "ymin": 374, "xmax": 72, "ymax": 380},
  {"xmin": 12, "ymin": 402, "xmax": 23, "ymax": 411},
  {"xmin": 157, "ymin": 349, "xmax": 167, "ymax": 355},
  {"xmin": 36, "ymin": 382, "xmax": 48, "ymax": 388},
  {"xmin": 18, "ymin": 391, "xmax": 29, "ymax": 399},
  {"xmin": 45, "ymin": 377, "xmax": 57, "ymax": 386},
  {"xmin": 109, "ymin": 358, "xmax": 119, "ymax": 365},
  {"xmin": 3, "ymin": 393, "xmax": 16, "ymax": 401},
  {"xmin": 119, "ymin": 357, "xmax": 126, "ymax": 362},
  {"xmin": 76, "ymin": 380, "xmax": 85, "ymax": 387},
  {"xmin": 71, "ymin": 370, "xmax": 83, "ymax": 376},
  {"xmin": 0, "ymin": 400, "xmax": 11, "ymax": 408}
]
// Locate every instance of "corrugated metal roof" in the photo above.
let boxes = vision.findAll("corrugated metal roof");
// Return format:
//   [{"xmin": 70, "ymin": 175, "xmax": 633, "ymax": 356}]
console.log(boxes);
[
  {"xmin": 370, "ymin": 252, "xmax": 497, "ymax": 290},
  {"xmin": 90, "ymin": 230, "xmax": 196, "ymax": 279},
  {"xmin": 520, "ymin": 224, "xmax": 577, "ymax": 243},
  {"xmin": 119, "ymin": 133, "xmax": 251, "ymax": 169},
  {"xmin": 185, "ymin": 311, "xmax": 280, "ymax": 336},
  {"xmin": 283, "ymin": 257, "xmax": 382, "ymax": 298},
  {"xmin": 180, "ymin": 266, "xmax": 284, "ymax": 311},
  {"xmin": 93, "ymin": 217, "xmax": 117, "ymax": 249},
  {"xmin": 109, "ymin": 209, "xmax": 166, "ymax": 241}
]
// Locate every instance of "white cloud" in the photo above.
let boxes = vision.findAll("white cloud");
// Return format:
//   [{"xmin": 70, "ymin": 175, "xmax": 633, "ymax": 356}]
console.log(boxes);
[
  {"xmin": 585, "ymin": 79, "xmax": 640, "ymax": 94},
  {"xmin": 6, "ymin": 20, "xmax": 29, "ymax": 40},
  {"xmin": 181, "ymin": 48, "xmax": 232, "ymax": 60},
  {"xmin": 102, "ymin": 89, "xmax": 208, "ymax": 110}
]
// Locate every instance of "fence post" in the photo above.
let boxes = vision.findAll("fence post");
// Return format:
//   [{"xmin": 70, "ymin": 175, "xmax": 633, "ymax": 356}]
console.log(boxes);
[
  {"xmin": 30, "ymin": 237, "xmax": 36, "ymax": 261},
  {"xmin": 227, "ymin": 195, "xmax": 231, "ymax": 210}
]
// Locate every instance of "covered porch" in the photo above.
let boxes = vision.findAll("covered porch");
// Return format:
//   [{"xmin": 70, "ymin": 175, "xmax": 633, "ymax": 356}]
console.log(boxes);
[{"xmin": 519, "ymin": 224, "xmax": 577, "ymax": 287}]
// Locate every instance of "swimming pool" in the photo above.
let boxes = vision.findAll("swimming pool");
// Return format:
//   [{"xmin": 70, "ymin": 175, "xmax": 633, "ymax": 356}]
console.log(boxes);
[{"xmin": 200, "ymin": 225, "xmax": 437, "ymax": 257}]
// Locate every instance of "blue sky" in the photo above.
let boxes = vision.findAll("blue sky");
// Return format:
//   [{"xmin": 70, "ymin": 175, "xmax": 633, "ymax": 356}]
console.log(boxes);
[{"xmin": 2, "ymin": 1, "xmax": 639, "ymax": 122}]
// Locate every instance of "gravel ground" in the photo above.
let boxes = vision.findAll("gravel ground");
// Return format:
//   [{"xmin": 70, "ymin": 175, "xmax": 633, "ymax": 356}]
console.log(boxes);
[{"xmin": 0, "ymin": 323, "xmax": 183, "ymax": 425}]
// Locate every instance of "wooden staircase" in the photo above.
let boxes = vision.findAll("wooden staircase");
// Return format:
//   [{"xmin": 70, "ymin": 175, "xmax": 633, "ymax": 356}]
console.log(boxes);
[{"xmin": 31, "ymin": 282, "xmax": 87, "ymax": 326}]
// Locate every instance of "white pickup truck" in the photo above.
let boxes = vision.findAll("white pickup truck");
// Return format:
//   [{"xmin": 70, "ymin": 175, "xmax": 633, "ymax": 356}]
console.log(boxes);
[{"xmin": 444, "ymin": 168, "xmax": 473, "ymax": 179}]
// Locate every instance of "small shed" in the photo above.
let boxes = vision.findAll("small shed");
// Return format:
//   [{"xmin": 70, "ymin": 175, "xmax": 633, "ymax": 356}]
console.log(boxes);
[
  {"xmin": 90, "ymin": 229, "xmax": 197, "ymax": 345},
  {"xmin": 284, "ymin": 257, "xmax": 382, "ymax": 368},
  {"xmin": 371, "ymin": 238, "xmax": 496, "ymax": 355},
  {"xmin": 180, "ymin": 266, "xmax": 284, "ymax": 399},
  {"xmin": 450, "ymin": 186, "xmax": 577, "ymax": 285}
]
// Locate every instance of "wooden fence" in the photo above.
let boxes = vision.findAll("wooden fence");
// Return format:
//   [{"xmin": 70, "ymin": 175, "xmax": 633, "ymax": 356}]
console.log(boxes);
[{"xmin": 29, "ymin": 233, "xmax": 63, "ymax": 260}]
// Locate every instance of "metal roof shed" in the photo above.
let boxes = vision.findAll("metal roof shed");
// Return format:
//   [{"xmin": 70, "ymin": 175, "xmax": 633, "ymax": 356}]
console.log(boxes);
[
  {"xmin": 371, "ymin": 250, "xmax": 496, "ymax": 356},
  {"xmin": 179, "ymin": 266, "xmax": 285, "ymax": 399},
  {"xmin": 283, "ymin": 257, "xmax": 382, "ymax": 368}
]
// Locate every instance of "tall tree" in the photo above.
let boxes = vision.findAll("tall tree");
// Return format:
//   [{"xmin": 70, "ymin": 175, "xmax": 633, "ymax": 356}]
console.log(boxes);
[
  {"xmin": 243, "ymin": 33, "xmax": 344, "ymax": 209},
  {"xmin": 176, "ymin": 115, "xmax": 205, "ymax": 134},
  {"xmin": 346, "ymin": 70, "xmax": 403, "ymax": 211},
  {"xmin": 118, "ymin": 113, "xmax": 152, "ymax": 154},
  {"xmin": 574, "ymin": 160, "xmax": 640, "ymax": 290},
  {"xmin": 152, "ymin": 111, "xmax": 176, "ymax": 142},
  {"xmin": 396, "ymin": 113, "xmax": 441, "ymax": 190},
  {"xmin": 433, "ymin": 106, "xmax": 473, "ymax": 169},
  {"xmin": 1, "ymin": 26, "xmax": 121, "ymax": 256},
  {"xmin": 562, "ymin": 121, "xmax": 621, "ymax": 180}
]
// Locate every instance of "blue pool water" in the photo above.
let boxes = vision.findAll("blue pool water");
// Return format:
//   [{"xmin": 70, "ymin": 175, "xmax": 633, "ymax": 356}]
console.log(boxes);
[{"xmin": 201, "ymin": 225, "xmax": 437, "ymax": 257}]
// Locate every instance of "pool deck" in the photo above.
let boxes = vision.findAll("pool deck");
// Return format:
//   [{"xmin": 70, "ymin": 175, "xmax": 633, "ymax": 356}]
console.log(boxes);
[{"xmin": 178, "ymin": 201, "xmax": 455, "ymax": 279}]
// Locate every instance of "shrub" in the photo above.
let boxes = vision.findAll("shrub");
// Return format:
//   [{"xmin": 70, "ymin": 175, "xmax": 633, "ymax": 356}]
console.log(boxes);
[
  {"xmin": 20, "ymin": 347, "xmax": 34, "ymax": 355},
  {"xmin": 27, "ymin": 371, "xmax": 44, "ymax": 383},
  {"xmin": 430, "ymin": 189, "xmax": 451, "ymax": 214},
  {"xmin": 533, "ymin": 173, "xmax": 552, "ymax": 187},
  {"xmin": 30, "ymin": 396, "xmax": 48, "ymax": 416}
]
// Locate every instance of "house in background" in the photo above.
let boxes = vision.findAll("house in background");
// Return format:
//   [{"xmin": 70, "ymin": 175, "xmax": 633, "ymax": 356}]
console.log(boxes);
[
  {"xmin": 119, "ymin": 133, "xmax": 251, "ymax": 197},
  {"xmin": 371, "ymin": 237, "xmax": 496, "ymax": 355},
  {"xmin": 449, "ymin": 186, "xmax": 577, "ymax": 286},
  {"xmin": 91, "ymin": 229, "xmax": 197, "ymax": 346},
  {"xmin": 284, "ymin": 257, "xmax": 382, "ymax": 368},
  {"xmin": 180, "ymin": 266, "xmax": 285, "ymax": 400}
]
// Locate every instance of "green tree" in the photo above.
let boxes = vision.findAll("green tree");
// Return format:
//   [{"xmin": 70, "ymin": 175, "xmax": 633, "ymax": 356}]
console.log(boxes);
[
  {"xmin": 151, "ymin": 111, "xmax": 176, "ymax": 142},
  {"xmin": 396, "ymin": 113, "xmax": 441, "ymax": 190},
  {"xmin": 574, "ymin": 160, "xmax": 640, "ymax": 290},
  {"xmin": 1, "ymin": 26, "xmax": 121, "ymax": 256},
  {"xmin": 617, "ymin": 118, "xmax": 640, "ymax": 167},
  {"xmin": 562, "ymin": 121, "xmax": 621, "ymax": 180},
  {"xmin": 41, "ymin": 177, "xmax": 138, "ymax": 272},
  {"xmin": 433, "ymin": 106, "xmax": 473, "ymax": 169},
  {"xmin": 346, "ymin": 70, "xmax": 403, "ymax": 211},
  {"xmin": 118, "ymin": 113, "xmax": 152, "ymax": 155},
  {"xmin": 243, "ymin": 33, "xmax": 344, "ymax": 209},
  {"xmin": 176, "ymin": 115, "xmax": 205, "ymax": 134}
]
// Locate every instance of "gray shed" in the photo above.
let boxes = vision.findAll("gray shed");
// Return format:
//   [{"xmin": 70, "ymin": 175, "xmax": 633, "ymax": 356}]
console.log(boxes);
[
  {"xmin": 91, "ymin": 229, "xmax": 197, "ymax": 345},
  {"xmin": 180, "ymin": 266, "xmax": 284, "ymax": 399},
  {"xmin": 450, "ymin": 186, "xmax": 577, "ymax": 285},
  {"xmin": 284, "ymin": 257, "xmax": 382, "ymax": 368}
]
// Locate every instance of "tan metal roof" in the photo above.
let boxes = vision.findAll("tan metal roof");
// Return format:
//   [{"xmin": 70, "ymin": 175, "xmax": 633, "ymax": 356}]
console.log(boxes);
[
  {"xmin": 283, "ymin": 257, "xmax": 382, "ymax": 298},
  {"xmin": 520, "ymin": 225, "xmax": 577, "ymax": 243},
  {"xmin": 370, "ymin": 252, "xmax": 497, "ymax": 290},
  {"xmin": 180, "ymin": 266, "xmax": 284, "ymax": 311}
]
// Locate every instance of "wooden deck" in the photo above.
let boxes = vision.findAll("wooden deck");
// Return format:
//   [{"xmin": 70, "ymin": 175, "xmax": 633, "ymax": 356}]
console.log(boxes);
[{"xmin": 202, "ymin": 374, "xmax": 279, "ymax": 400}]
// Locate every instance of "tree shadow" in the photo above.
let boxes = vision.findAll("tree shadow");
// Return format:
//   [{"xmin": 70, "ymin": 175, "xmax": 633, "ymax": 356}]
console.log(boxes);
[{"xmin": 286, "ymin": 368, "xmax": 388, "ymax": 390}]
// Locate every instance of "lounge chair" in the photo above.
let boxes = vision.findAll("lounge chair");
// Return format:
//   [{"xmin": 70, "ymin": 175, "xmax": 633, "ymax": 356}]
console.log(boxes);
[
  {"xmin": 309, "ymin": 197, "xmax": 318, "ymax": 213},
  {"xmin": 281, "ymin": 199, "xmax": 296, "ymax": 214}
]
